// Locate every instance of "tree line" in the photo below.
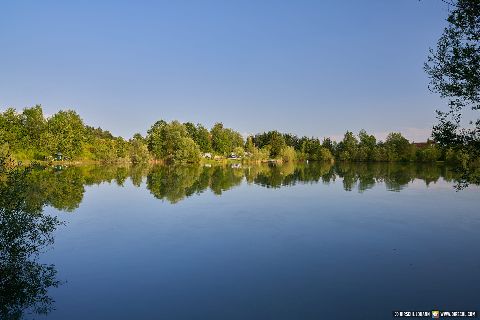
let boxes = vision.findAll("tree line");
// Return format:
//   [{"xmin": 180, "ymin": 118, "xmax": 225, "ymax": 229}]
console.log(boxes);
[{"xmin": 0, "ymin": 105, "xmax": 472, "ymax": 165}]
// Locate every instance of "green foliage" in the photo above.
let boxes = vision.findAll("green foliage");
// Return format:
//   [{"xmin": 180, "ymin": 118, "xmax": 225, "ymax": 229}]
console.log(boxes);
[
  {"xmin": 233, "ymin": 146, "xmax": 245, "ymax": 158},
  {"xmin": 269, "ymin": 131, "xmax": 286, "ymax": 158},
  {"xmin": 146, "ymin": 121, "xmax": 201, "ymax": 163},
  {"xmin": 129, "ymin": 135, "xmax": 151, "ymax": 164},
  {"xmin": 0, "ymin": 108, "xmax": 23, "ymax": 152},
  {"xmin": 425, "ymin": 0, "xmax": 479, "ymax": 158},
  {"xmin": 245, "ymin": 136, "xmax": 255, "ymax": 153},
  {"xmin": 147, "ymin": 165, "xmax": 202, "ymax": 203},
  {"xmin": 321, "ymin": 138, "xmax": 336, "ymax": 154},
  {"xmin": 445, "ymin": 147, "xmax": 469, "ymax": 166},
  {"xmin": 247, "ymin": 146, "xmax": 270, "ymax": 161},
  {"xmin": 336, "ymin": 131, "xmax": 358, "ymax": 161},
  {"xmin": 46, "ymin": 110, "xmax": 85, "ymax": 159},
  {"xmin": 253, "ymin": 131, "xmax": 286, "ymax": 158},
  {"xmin": 297, "ymin": 137, "xmax": 332, "ymax": 161},
  {"xmin": 184, "ymin": 122, "xmax": 212, "ymax": 153},
  {"xmin": 384, "ymin": 132, "xmax": 414, "ymax": 162},
  {"xmin": 146, "ymin": 120, "xmax": 169, "ymax": 158},
  {"xmin": 195, "ymin": 124, "xmax": 212, "ymax": 153},
  {"xmin": 210, "ymin": 123, "xmax": 244, "ymax": 156},
  {"xmin": 318, "ymin": 148, "xmax": 334, "ymax": 162},
  {"xmin": 173, "ymin": 137, "xmax": 201, "ymax": 163},
  {"xmin": 280, "ymin": 146, "xmax": 297, "ymax": 162},
  {"xmin": 425, "ymin": 0, "xmax": 480, "ymax": 188},
  {"xmin": 0, "ymin": 105, "xmax": 456, "ymax": 166},
  {"xmin": 0, "ymin": 144, "xmax": 16, "ymax": 171},
  {"xmin": 90, "ymin": 138, "xmax": 118, "ymax": 162},
  {"xmin": 21, "ymin": 105, "xmax": 47, "ymax": 152},
  {"xmin": 416, "ymin": 144, "xmax": 440, "ymax": 163}
]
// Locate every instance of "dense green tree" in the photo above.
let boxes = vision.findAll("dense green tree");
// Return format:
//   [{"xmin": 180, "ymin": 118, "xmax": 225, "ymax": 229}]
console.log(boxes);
[
  {"xmin": 184, "ymin": 122, "xmax": 212, "ymax": 152},
  {"xmin": 173, "ymin": 137, "xmax": 201, "ymax": 163},
  {"xmin": 0, "ymin": 108, "xmax": 23, "ymax": 152},
  {"xmin": 245, "ymin": 136, "xmax": 255, "ymax": 153},
  {"xmin": 283, "ymin": 133, "xmax": 300, "ymax": 150},
  {"xmin": 195, "ymin": 125, "xmax": 212, "ymax": 153},
  {"xmin": 129, "ymin": 134, "xmax": 150, "ymax": 164},
  {"xmin": 90, "ymin": 138, "xmax": 118, "ymax": 162},
  {"xmin": 46, "ymin": 110, "xmax": 85, "ymax": 159},
  {"xmin": 416, "ymin": 144, "xmax": 440, "ymax": 162},
  {"xmin": 211, "ymin": 123, "xmax": 227, "ymax": 154},
  {"xmin": 184, "ymin": 122, "xmax": 197, "ymax": 140},
  {"xmin": 337, "ymin": 131, "xmax": 358, "ymax": 161},
  {"xmin": 115, "ymin": 137, "xmax": 129, "ymax": 159},
  {"xmin": 321, "ymin": 138, "xmax": 335, "ymax": 154},
  {"xmin": 357, "ymin": 129, "xmax": 376, "ymax": 161},
  {"xmin": 384, "ymin": 132, "xmax": 414, "ymax": 162},
  {"xmin": 21, "ymin": 105, "xmax": 46, "ymax": 152},
  {"xmin": 252, "ymin": 131, "xmax": 286, "ymax": 158},
  {"xmin": 425, "ymin": 0, "xmax": 480, "ymax": 155},
  {"xmin": 147, "ymin": 120, "xmax": 188, "ymax": 160},
  {"xmin": 233, "ymin": 146, "xmax": 245, "ymax": 158},
  {"xmin": 268, "ymin": 131, "xmax": 286, "ymax": 158},
  {"xmin": 146, "ymin": 120, "xmax": 168, "ymax": 158},
  {"xmin": 425, "ymin": 0, "xmax": 480, "ymax": 188},
  {"xmin": 280, "ymin": 146, "xmax": 296, "ymax": 162},
  {"xmin": 445, "ymin": 147, "xmax": 469, "ymax": 166},
  {"xmin": 358, "ymin": 130, "xmax": 376, "ymax": 149},
  {"xmin": 147, "ymin": 120, "xmax": 201, "ymax": 163},
  {"xmin": 211, "ymin": 123, "xmax": 243, "ymax": 155}
]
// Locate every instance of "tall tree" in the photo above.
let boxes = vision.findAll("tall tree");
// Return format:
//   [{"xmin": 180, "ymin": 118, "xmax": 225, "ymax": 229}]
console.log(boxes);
[
  {"xmin": 211, "ymin": 123, "xmax": 243, "ymax": 155},
  {"xmin": 46, "ymin": 110, "xmax": 85, "ymax": 159},
  {"xmin": 337, "ymin": 131, "xmax": 358, "ymax": 161},
  {"xmin": 147, "ymin": 120, "xmax": 200, "ymax": 162},
  {"xmin": 425, "ymin": 0, "xmax": 480, "ymax": 153},
  {"xmin": 0, "ymin": 108, "xmax": 23, "ymax": 152},
  {"xmin": 21, "ymin": 105, "xmax": 46, "ymax": 151},
  {"xmin": 384, "ymin": 132, "xmax": 414, "ymax": 162}
]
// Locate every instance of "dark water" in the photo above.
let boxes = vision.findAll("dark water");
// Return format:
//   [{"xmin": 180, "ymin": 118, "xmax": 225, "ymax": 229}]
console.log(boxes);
[{"xmin": 1, "ymin": 162, "xmax": 479, "ymax": 319}]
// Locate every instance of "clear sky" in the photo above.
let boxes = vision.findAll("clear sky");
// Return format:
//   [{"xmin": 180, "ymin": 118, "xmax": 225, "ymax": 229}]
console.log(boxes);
[{"xmin": 0, "ymin": 0, "xmax": 453, "ymax": 141}]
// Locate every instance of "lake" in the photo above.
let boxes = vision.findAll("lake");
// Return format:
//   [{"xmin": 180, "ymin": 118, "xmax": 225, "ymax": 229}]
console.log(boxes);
[{"xmin": 1, "ymin": 162, "xmax": 479, "ymax": 319}]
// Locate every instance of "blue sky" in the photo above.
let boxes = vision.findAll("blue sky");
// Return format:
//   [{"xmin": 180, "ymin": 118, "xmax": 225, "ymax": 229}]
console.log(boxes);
[{"xmin": 0, "ymin": 0, "xmax": 453, "ymax": 141}]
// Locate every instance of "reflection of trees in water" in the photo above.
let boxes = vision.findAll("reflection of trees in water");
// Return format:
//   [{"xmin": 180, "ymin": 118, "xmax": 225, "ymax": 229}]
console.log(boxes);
[
  {"xmin": 0, "ymin": 168, "xmax": 62, "ymax": 319},
  {"xmin": 334, "ymin": 162, "xmax": 446, "ymax": 192},
  {"xmin": 146, "ymin": 165, "xmax": 244, "ymax": 203},
  {"xmin": 249, "ymin": 162, "xmax": 334, "ymax": 188},
  {"xmin": 147, "ymin": 165, "xmax": 202, "ymax": 203},
  {"xmin": 209, "ymin": 166, "xmax": 243, "ymax": 195},
  {"xmin": 0, "ymin": 162, "xmax": 474, "ymax": 318},
  {"xmin": 1, "ymin": 162, "xmax": 477, "ymax": 212}
]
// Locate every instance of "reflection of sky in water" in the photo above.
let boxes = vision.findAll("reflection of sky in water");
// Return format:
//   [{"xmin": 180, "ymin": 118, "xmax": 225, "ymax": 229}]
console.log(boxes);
[
  {"xmin": 2, "ymin": 163, "xmax": 479, "ymax": 319},
  {"xmin": 34, "ymin": 164, "xmax": 480, "ymax": 320}
]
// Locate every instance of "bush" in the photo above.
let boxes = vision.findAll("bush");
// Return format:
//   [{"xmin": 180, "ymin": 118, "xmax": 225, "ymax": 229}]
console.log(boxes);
[
  {"xmin": 416, "ymin": 145, "xmax": 440, "ymax": 162},
  {"xmin": 173, "ymin": 137, "xmax": 201, "ymax": 163},
  {"xmin": 445, "ymin": 148, "xmax": 469, "ymax": 166},
  {"xmin": 233, "ymin": 146, "xmax": 245, "ymax": 158},
  {"xmin": 130, "ymin": 140, "xmax": 151, "ymax": 164},
  {"xmin": 280, "ymin": 146, "xmax": 297, "ymax": 162},
  {"xmin": 248, "ymin": 146, "xmax": 270, "ymax": 161},
  {"xmin": 318, "ymin": 148, "xmax": 334, "ymax": 162}
]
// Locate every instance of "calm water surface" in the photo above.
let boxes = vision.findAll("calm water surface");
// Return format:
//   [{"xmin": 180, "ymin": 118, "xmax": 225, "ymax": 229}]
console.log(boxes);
[{"xmin": 1, "ymin": 163, "xmax": 479, "ymax": 319}]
